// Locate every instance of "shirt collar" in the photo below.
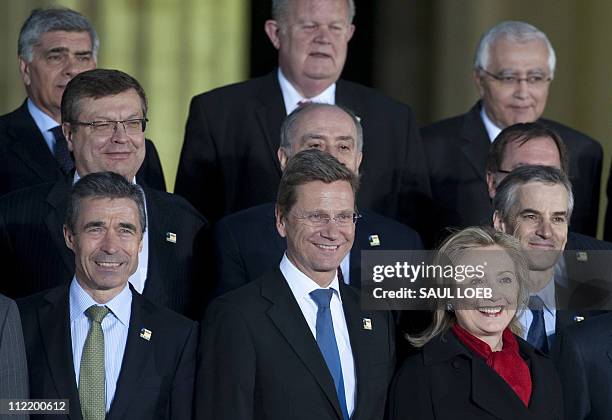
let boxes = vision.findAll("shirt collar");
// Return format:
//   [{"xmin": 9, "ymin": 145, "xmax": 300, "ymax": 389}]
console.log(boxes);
[
  {"xmin": 73, "ymin": 171, "xmax": 137, "ymax": 185},
  {"xmin": 27, "ymin": 98, "xmax": 60, "ymax": 133},
  {"xmin": 480, "ymin": 104, "xmax": 502, "ymax": 143},
  {"xmin": 278, "ymin": 68, "xmax": 336, "ymax": 115},
  {"xmin": 280, "ymin": 253, "xmax": 342, "ymax": 303},
  {"xmin": 69, "ymin": 277, "xmax": 132, "ymax": 327},
  {"xmin": 533, "ymin": 272, "xmax": 557, "ymax": 314}
]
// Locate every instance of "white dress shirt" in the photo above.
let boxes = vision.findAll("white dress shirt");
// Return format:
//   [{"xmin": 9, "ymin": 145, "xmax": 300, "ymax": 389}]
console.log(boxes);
[
  {"xmin": 518, "ymin": 267, "xmax": 558, "ymax": 346},
  {"xmin": 70, "ymin": 278, "xmax": 131, "ymax": 412},
  {"xmin": 480, "ymin": 105, "xmax": 502, "ymax": 143},
  {"xmin": 27, "ymin": 98, "xmax": 60, "ymax": 153},
  {"xmin": 278, "ymin": 68, "xmax": 336, "ymax": 115},
  {"xmin": 279, "ymin": 253, "xmax": 356, "ymax": 416},
  {"xmin": 73, "ymin": 172, "xmax": 149, "ymax": 293}
]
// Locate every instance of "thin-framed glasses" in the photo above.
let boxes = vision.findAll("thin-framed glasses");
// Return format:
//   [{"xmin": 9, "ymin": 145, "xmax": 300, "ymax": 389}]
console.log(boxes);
[
  {"xmin": 292, "ymin": 211, "xmax": 361, "ymax": 227},
  {"xmin": 70, "ymin": 118, "xmax": 148, "ymax": 136},
  {"xmin": 478, "ymin": 67, "xmax": 552, "ymax": 87}
]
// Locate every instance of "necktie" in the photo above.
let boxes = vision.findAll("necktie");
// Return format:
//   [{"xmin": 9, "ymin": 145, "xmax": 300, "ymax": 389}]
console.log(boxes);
[
  {"xmin": 337, "ymin": 267, "xmax": 345, "ymax": 285},
  {"xmin": 527, "ymin": 296, "xmax": 549, "ymax": 353},
  {"xmin": 310, "ymin": 289, "xmax": 349, "ymax": 420},
  {"xmin": 50, "ymin": 126, "xmax": 74, "ymax": 174},
  {"xmin": 79, "ymin": 305, "xmax": 110, "ymax": 420}
]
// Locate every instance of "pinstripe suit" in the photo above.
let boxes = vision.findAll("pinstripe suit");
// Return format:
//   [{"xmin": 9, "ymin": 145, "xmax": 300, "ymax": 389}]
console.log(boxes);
[{"xmin": 0, "ymin": 293, "xmax": 28, "ymax": 420}]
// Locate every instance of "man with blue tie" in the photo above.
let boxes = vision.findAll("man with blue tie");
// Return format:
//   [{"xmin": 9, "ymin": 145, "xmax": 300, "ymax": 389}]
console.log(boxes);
[
  {"xmin": 197, "ymin": 149, "xmax": 395, "ymax": 420},
  {"xmin": 18, "ymin": 172, "xmax": 196, "ymax": 419}
]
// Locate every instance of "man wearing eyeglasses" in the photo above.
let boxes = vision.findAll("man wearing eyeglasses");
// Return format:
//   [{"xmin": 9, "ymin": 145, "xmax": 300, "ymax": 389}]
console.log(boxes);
[
  {"xmin": 0, "ymin": 7, "xmax": 166, "ymax": 197},
  {"xmin": 0, "ymin": 69, "xmax": 207, "ymax": 320},
  {"xmin": 421, "ymin": 20, "xmax": 602, "ymax": 245},
  {"xmin": 197, "ymin": 149, "xmax": 395, "ymax": 420}
]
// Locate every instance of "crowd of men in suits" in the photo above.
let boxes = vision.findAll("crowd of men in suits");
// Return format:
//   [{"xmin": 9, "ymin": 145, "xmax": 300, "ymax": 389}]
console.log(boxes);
[{"xmin": 1, "ymin": 0, "xmax": 612, "ymax": 419}]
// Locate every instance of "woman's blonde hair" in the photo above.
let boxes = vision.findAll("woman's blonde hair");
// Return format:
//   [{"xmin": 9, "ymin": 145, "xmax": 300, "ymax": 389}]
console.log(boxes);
[{"xmin": 407, "ymin": 226, "xmax": 529, "ymax": 347}]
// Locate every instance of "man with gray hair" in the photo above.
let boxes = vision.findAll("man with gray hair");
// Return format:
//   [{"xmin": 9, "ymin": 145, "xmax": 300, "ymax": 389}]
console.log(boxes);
[
  {"xmin": 492, "ymin": 165, "xmax": 611, "ymax": 352},
  {"xmin": 198, "ymin": 149, "xmax": 395, "ymax": 420},
  {"xmin": 212, "ymin": 103, "xmax": 423, "ymax": 296},
  {"xmin": 0, "ymin": 7, "xmax": 165, "ymax": 196},
  {"xmin": 422, "ymin": 20, "xmax": 602, "ymax": 243},
  {"xmin": 176, "ymin": 0, "xmax": 430, "ymax": 231},
  {"xmin": 19, "ymin": 171, "xmax": 197, "ymax": 420}
]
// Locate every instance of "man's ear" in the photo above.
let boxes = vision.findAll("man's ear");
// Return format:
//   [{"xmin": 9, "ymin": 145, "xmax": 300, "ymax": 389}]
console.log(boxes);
[
  {"xmin": 275, "ymin": 205, "xmax": 287, "ymax": 238},
  {"xmin": 473, "ymin": 69, "xmax": 486, "ymax": 98},
  {"xmin": 64, "ymin": 225, "xmax": 75, "ymax": 251},
  {"xmin": 264, "ymin": 20, "xmax": 281, "ymax": 50},
  {"xmin": 492, "ymin": 210, "xmax": 506, "ymax": 233},
  {"xmin": 486, "ymin": 171, "xmax": 497, "ymax": 199},
  {"xmin": 18, "ymin": 57, "xmax": 31, "ymax": 86},
  {"xmin": 277, "ymin": 147, "xmax": 290, "ymax": 171},
  {"xmin": 63, "ymin": 123, "xmax": 75, "ymax": 151}
]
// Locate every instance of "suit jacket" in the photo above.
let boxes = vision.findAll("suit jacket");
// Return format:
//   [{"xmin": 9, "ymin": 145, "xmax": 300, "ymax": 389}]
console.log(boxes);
[
  {"xmin": 0, "ymin": 293, "xmax": 29, "ymax": 416},
  {"xmin": 602, "ymin": 167, "xmax": 612, "ymax": 241},
  {"xmin": 213, "ymin": 203, "xmax": 423, "ymax": 296},
  {"xmin": 0, "ymin": 175, "xmax": 208, "ymax": 319},
  {"xmin": 421, "ymin": 102, "xmax": 603, "ymax": 244},
  {"xmin": 554, "ymin": 312, "xmax": 612, "ymax": 420},
  {"xmin": 0, "ymin": 100, "xmax": 167, "ymax": 196},
  {"xmin": 175, "ymin": 71, "xmax": 431, "ymax": 230},
  {"xmin": 196, "ymin": 268, "xmax": 396, "ymax": 420},
  {"xmin": 18, "ymin": 284, "xmax": 197, "ymax": 420},
  {"xmin": 389, "ymin": 331, "xmax": 563, "ymax": 420}
]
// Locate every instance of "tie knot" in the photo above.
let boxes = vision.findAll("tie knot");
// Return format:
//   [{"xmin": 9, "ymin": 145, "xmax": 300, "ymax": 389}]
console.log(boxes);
[
  {"xmin": 528, "ymin": 295, "xmax": 546, "ymax": 311},
  {"xmin": 50, "ymin": 126, "xmax": 64, "ymax": 140},
  {"xmin": 85, "ymin": 305, "xmax": 110, "ymax": 323},
  {"xmin": 310, "ymin": 288, "xmax": 334, "ymax": 309}
]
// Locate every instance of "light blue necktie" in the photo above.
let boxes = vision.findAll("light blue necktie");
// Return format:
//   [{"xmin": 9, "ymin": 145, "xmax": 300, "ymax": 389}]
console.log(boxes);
[
  {"xmin": 527, "ymin": 295, "xmax": 549, "ymax": 353},
  {"xmin": 310, "ymin": 288, "xmax": 349, "ymax": 420}
]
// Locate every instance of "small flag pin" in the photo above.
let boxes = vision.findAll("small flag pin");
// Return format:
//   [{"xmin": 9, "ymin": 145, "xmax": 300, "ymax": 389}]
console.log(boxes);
[
  {"xmin": 166, "ymin": 232, "xmax": 177, "ymax": 243},
  {"xmin": 576, "ymin": 251, "xmax": 588, "ymax": 262},
  {"xmin": 140, "ymin": 328, "xmax": 152, "ymax": 341},
  {"xmin": 362, "ymin": 318, "xmax": 372, "ymax": 330},
  {"xmin": 573, "ymin": 316, "xmax": 585, "ymax": 323},
  {"xmin": 368, "ymin": 235, "xmax": 380, "ymax": 247}
]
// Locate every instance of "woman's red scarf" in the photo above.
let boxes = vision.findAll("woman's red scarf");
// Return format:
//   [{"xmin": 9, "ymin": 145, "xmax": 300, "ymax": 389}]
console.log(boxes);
[{"xmin": 451, "ymin": 323, "xmax": 532, "ymax": 406}]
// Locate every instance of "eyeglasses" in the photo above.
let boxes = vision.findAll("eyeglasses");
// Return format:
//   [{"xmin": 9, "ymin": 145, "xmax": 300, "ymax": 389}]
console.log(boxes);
[
  {"xmin": 291, "ymin": 211, "xmax": 361, "ymax": 227},
  {"xmin": 70, "ymin": 118, "xmax": 148, "ymax": 136},
  {"xmin": 479, "ymin": 67, "xmax": 552, "ymax": 87}
]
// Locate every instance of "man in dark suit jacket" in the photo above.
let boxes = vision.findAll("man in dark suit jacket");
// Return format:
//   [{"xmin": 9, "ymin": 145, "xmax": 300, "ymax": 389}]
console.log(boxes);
[
  {"xmin": 213, "ymin": 103, "xmax": 423, "ymax": 296},
  {"xmin": 175, "ymin": 0, "xmax": 430, "ymax": 230},
  {"xmin": 197, "ymin": 150, "xmax": 395, "ymax": 420},
  {"xmin": 0, "ymin": 69, "xmax": 207, "ymax": 319},
  {"xmin": 0, "ymin": 293, "xmax": 29, "ymax": 416},
  {"xmin": 19, "ymin": 172, "xmax": 196, "ymax": 420},
  {"xmin": 422, "ymin": 21, "xmax": 601, "ymax": 241},
  {"xmin": 0, "ymin": 7, "xmax": 165, "ymax": 198},
  {"xmin": 555, "ymin": 312, "xmax": 612, "ymax": 420}
]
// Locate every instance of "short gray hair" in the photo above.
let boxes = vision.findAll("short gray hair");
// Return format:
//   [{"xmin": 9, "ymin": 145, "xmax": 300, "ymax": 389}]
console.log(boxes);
[
  {"xmin": 276, "ymin": 149, "xmax": 359, "ymax": 219},
  {"xmin": 474, "ymin": 21, "xmax": 556, "ymax": 78},
  {"xmin": 279, "ymin": 103, "xmax": 363, "ymax": 152},
  {"xmin": 272, "ymin": 0, "xmax": 355, "ymax": 24},
  {"xmin": 18, "ymin": 7, "xmax": 99, "ymax": 62},
  {"xmin": 493, "ymin": 165, "xmax": 573, "ymax": 224},
  {"xmin": 66, "ymin": 172, "xmax": 146, "ymax": 236}
]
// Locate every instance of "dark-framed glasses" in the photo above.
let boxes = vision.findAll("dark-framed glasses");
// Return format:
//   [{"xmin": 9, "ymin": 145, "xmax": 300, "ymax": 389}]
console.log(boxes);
[
  {"xmin": 70, "ymin": 118, "xmax": 148, "ymax": 136},
  {"xmin": 292, "ymin": 210, "xmax": 361, "ymax": 227},
  {"xmin": 479, "ymin": 67, "xmax": 552, "ymax": 87}
]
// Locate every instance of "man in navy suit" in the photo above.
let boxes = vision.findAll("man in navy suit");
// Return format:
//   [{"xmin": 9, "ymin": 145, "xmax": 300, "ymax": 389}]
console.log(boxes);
[
  {"xmin": 0, "ymin": 7, "xmax": 165, "ymax": 197},
  {"xmin": 198, "ymin": 150, "xmax": 395, "ymax": 420},
  {"xmin": 19, "ymin": 172, "xmax": 196, "ymax": 420},
  {"xmin": 0, "ymin": 69, "xmax": 207, "ymax": 319},
  {"xmin": 213, "ymin": 103, "xmax": 423, "ymax": 296},
  {"xmin": 175, "ymin": 0, "xmax": 430, "ymax": 230}
]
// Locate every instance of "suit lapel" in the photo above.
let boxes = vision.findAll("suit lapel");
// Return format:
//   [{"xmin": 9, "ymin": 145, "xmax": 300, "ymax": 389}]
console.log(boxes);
[
  {"xmin": 254, "ymin": 72, "xmax": 285, "ymax": 177},
  {"xmin": 262, "ymin": 270, "xmax": 343, "ymax": 419},
  {"xmin": 44, "ymin": 176, "xmax": 75, "ymax": 272},
  {"xmin": 7, "ymin": 101, "xmax": 62, "ymax": 181},
  {"xmin": 38, "ymin": 287, "xmax": 83, "ymax": 420},
  {"xmin": 106, "ymin": 292, "xmax": 152, "ymax": 420},
  {"xmin": 459, "ymin": 103, "xmax": 491, "ymax": 183}
]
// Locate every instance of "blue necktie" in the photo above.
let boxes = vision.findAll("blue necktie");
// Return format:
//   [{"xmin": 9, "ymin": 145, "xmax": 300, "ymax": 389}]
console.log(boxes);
[
  {"xmin": 50, "ymin": 126, "xmax": 74, "ymax": 174},
  {"xmin": 527, "ymin": 295, "xmax": 549, "ymax": 353},
  {"xmin": 310, "ymin": 288, "xmax": 349, "ymax": 420}
]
